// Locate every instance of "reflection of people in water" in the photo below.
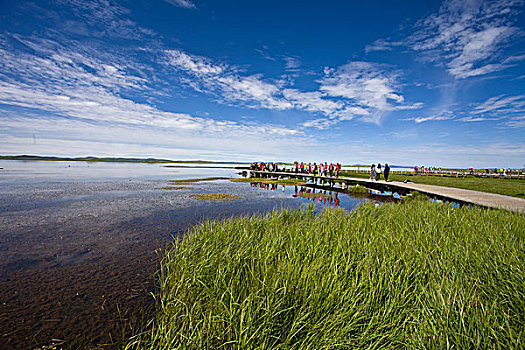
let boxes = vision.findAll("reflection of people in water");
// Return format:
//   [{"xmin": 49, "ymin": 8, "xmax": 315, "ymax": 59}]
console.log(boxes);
[
  {"xmin": 333, "ymin": 193, "xmax": 340, "ymax": 207},
  {"xmin": 249, "ymin": 181, "xmax": 341, "ymax": 208}
]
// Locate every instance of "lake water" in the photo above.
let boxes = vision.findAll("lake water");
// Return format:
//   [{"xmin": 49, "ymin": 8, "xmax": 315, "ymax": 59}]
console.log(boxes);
[{"xmin": 0, "ymin": 160, "xmax": 388, "ymax": 349}]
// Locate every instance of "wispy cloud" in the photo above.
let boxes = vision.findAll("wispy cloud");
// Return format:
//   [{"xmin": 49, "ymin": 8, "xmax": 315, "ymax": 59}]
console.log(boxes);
[
  {"xmin": 472, "ymin": 94, "xmax": 525, "ymax": 115},
  {"xmin": 283, "ymin": 56, "xmax": 301, "ymax": 70},
  {"xmin": 319, "ymin": 62, "xmax": 420, "ymax": 124},
  {"xmin": 255, "ymin": 47, "xmax": 276, "ymax": 61},
  {"xmin": 365, "ymin": 38, "xmax": 404, "ymax": 53},
  {"xmin": 406, "ymin": 94, "xmax": 525, "ymax": 125},
  {"xmin": 165, "ymin": 49, "xmax": 293, "ymax": 110},
  {"xmin": 163, "ymin": 0, "xmax": 196, "ymax": 9},
  {"xmin": 505, "ymin": 115, "xmax": 525, "ymax": 128},
  {"xmin": 409, "ymin": 0, "xmax": 523, "ymax": 79},
  {"xmin": 413, "ymin": 114, "xmax": 456, "ymax": 123},
  {"xmin": 52, "ymin": 0, "xmax": 159, "ymax": 40},
  {"xmin": 469, "ymin": 94, "xmax": 525, "ymax": 127},
  {"xmin": 282, "ymin": 89, "xmax": 343, "ymax": 116},
  {"xmin": 0, "ymin": 26, "xmax": 306, "ymax": 162},
  {"xmin": 166, "ymin": 51, "xmax": 422, "ymax": 127},
  {"xmin": 457, "ymin": 116, "xmax": 496, "ymax": 122}
]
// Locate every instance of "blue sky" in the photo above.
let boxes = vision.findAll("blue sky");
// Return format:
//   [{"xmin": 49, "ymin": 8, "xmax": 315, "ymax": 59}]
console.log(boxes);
[{"xmin": 0, "ymin": 0, "xmax": 524, "ymax": 167}]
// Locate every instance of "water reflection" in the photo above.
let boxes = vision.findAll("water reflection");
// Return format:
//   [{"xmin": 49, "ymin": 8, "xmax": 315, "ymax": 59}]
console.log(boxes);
[
  {"xmin": 369, "ymin": 188, "xmax": 403, "ymax": 200},
  {"xmin": 247, "ymin": 182, "xmax": 347, "ymax": 208}
]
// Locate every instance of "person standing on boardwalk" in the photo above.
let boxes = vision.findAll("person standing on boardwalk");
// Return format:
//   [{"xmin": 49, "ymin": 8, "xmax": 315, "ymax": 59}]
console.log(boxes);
[
  {"xmin": 370, "ymin": 164, "xmax": 376, "ymax": 180},
  {"xmin": 376, "ymin": 163, "xmax": 382, "ymax": 181},
  {"xmin": 384, "ymin": 163, "xmax": 390, "ymax": 182}
]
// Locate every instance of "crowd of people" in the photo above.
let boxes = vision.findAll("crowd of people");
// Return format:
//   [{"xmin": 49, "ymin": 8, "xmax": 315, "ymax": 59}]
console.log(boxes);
[
  {"xmin": 250, "ymin": 161, "xmax": 522, "ymax": 182},
  {"xmin": 369, "ymin": 163, "xmax": 391, "ymax": 182},
  {"xmin": 250, "ymin": 161, "xmax": 343, "ymax": 177}
]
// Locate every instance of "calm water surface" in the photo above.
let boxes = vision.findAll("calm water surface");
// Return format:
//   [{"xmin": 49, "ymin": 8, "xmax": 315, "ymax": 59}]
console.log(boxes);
[{"xmin": 0, "ymin": 160, "xmax": 383, "ymax": 349}]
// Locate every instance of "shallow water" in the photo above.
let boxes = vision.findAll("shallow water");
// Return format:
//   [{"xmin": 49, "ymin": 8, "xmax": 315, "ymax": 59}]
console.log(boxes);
[{"xmin": 0, "ymin": 160, "xmax": 386, "ymax": 349}]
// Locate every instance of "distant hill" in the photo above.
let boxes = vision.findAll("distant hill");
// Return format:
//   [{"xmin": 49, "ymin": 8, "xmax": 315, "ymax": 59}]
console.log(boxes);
[{"xmin": 0, "ymin": 155, "xmax": 249, "ymax": 164}]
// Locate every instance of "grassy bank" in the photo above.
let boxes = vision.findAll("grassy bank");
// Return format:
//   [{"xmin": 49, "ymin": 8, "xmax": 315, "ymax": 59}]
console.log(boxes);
[
  {"xmin": 340, "ymin": 171, "xmax": 525, "ymax": 199},
  {"xmin": 126, "ymin": 198, "xmax": 524, "ymax": 349}
]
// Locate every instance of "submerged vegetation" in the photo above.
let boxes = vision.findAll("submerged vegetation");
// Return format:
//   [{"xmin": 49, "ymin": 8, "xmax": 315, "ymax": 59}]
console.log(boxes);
[
  {"xmin": 231, "ymin": 177, "xmax": 307, "ymax": 185},
  {"xmin": 158, "ymin": 186, "xmax": 190, "ymax": 190},
  {"xmin": 296, "ymin": 191, "xmax": 331, "ymax": 199},
  {"xmin": 189, "ymin": 193, "xmax": 241, "ymax": 201},
  {"xmin": 126, "ymin": 198, "xmax": 525, "ymax": 349},
  {"xmin": 344, "ymin": 184, "xmax": 370, "ymax": 195}
]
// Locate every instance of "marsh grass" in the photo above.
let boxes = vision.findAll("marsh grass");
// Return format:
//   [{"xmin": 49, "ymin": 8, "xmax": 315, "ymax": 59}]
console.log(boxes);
[
  {"xmin": 126, "ymin": 198, "xmax": 524, "ymax": 350},
  {"xmin": 344, "ymin": 184, "xmax": 369, "ymax": 195},
  {"xmin": 231, "ymin": 178, "xmax": 307, "ymax": 185},
  {"xmin": 189, "ymin": 193, "xmax": 241, "ymax": 201},
  {"xmin": 297, "ymin": 192, "xmax": 331, "ymax": 199}
]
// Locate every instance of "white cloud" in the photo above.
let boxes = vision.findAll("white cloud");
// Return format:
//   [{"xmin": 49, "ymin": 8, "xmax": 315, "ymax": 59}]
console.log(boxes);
[
  {"xmin": 166, "ymin": 50, "xmax": 226, "ymax": 75},
  {"xmin": 0, "ymin": 113, "xmax": 308, "ymax": 161},
  {"xmin": 165, "ymin": 49, "xmax": 423, "ymax": 127},
  {"xmin": 320, "ymin": 62, "xmax": 403, "ymax": 109},
  {"xmin": 464, "ymin": 94, "xmax": 525, "ymax": 126},
  {"xmin": 409, "ymin": 0, "xmax": 522, "ymax": 78},
  {"xmin": 457, "ymin": 116, "xmax": 494, "ymax": 122},
  {"xmin": 413, "ymin": 114, "xmax": 455, "ymax": 123},
  {"xmin": 165, "ymin": 49, "xmax": 292, "ymax": 110},
  {"xmin": 283, "ymin": 56, "xmax": 301, "ymax": 69},
  {"xmin": 505, "ymin": 115, "xmax": 525, "ymax": 128},
  {"xmin": 54, "ymin": 0, "xmax": 157, "ymax": 40},
  {"xmin": 282, "ymin": 89, "xmax": 343, "ymax": 116},
  {"xmin": 301, "ymin": 118, "xmax": 338, "ymax": 130},
  {"xmin": 163, "ymin": 0, "xmax": 196, "ymax": 9},
  {"xmin": 472, "ymin": 94, "xmax": 525, "ymax": 114},
  {"xmin": 319, "ymin": 62, "xmax": 420, "ymax": 124},
  {"xmin": 365, "ymin": 39, "xmax": 404, "ymax": 53},
  {"xmin": 255, "ymin": 48, "xmax": 276, "ymax": 61},
  {"xmin": 0, "ymin": 33, "xmax": 308, "ymax": 162}
]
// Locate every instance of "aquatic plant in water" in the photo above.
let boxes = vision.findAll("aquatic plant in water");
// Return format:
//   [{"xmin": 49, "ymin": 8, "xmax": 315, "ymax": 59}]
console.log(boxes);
[{"xmin": 189, "ymin": 193, "xmax": 241, "ymax": 201}]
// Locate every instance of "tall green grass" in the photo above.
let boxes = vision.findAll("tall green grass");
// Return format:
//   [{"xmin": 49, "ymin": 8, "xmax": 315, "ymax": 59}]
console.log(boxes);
[{"xmin": 126, "ymin": 199, "xmax": 524, "ymax": 349}]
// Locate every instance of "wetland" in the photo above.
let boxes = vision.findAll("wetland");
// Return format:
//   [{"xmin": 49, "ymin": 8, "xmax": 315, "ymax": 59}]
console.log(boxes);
[{"xmin": 0, "ymin": 160, "xmax": 385, "ymax": 349}]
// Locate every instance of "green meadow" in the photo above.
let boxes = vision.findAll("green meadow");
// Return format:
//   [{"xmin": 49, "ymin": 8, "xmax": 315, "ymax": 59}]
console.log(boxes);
[
  {"xmin": 126, "ymin": 197, "xmax": 524, "ymax": 349},
  {"xmin": 339, "ymin": 171, "xmax": 525, "ymax": 199}
]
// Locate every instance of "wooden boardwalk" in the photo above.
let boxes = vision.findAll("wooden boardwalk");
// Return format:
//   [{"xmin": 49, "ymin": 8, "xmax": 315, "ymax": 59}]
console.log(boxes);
[{"xmin": 250, "ymin": 171, "xmax": 525, "ymax": 213}]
